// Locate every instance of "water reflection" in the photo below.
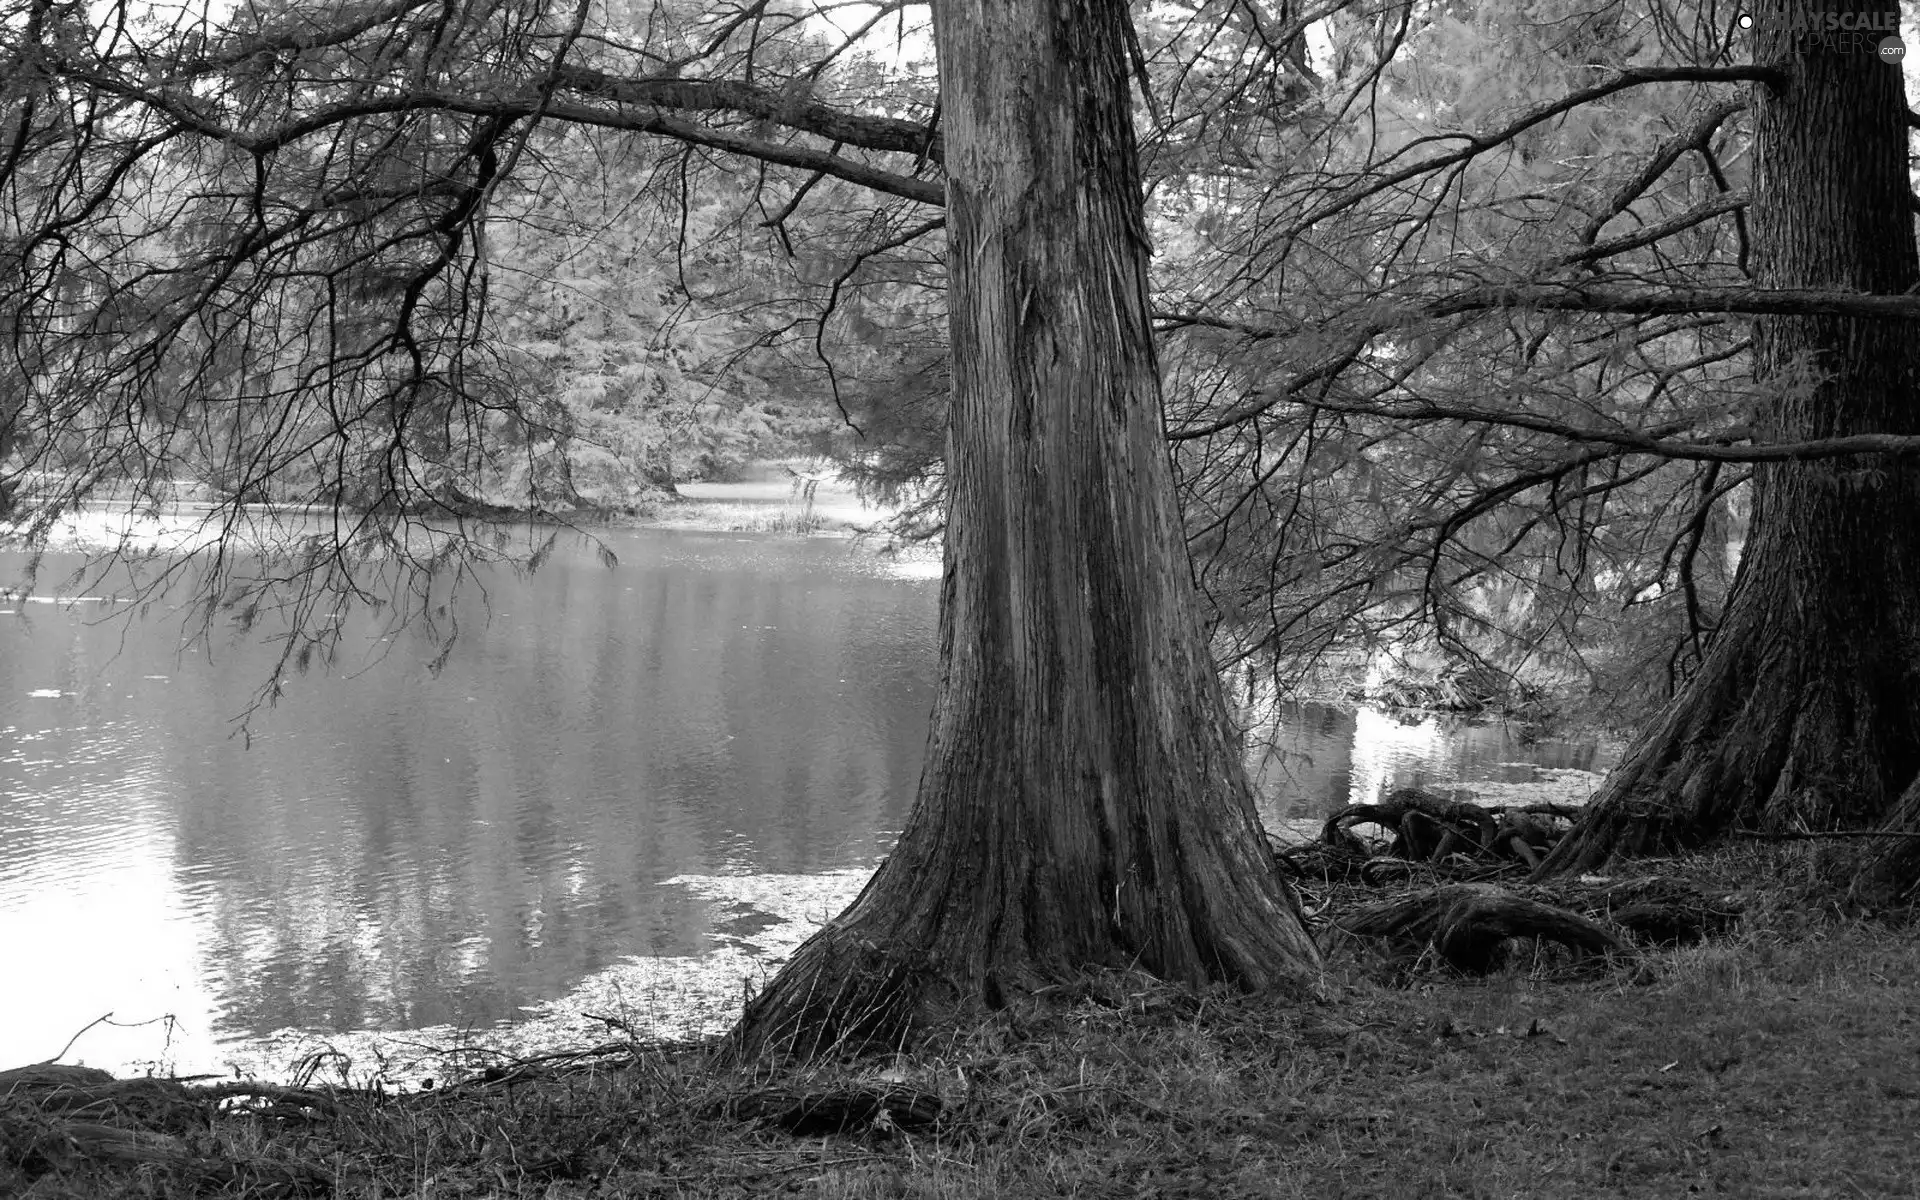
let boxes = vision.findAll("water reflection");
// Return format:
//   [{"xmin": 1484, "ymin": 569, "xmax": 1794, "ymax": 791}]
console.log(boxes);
[
  {"xmin": 0, "ymin": 529, "xmax": 938, "ymax": 1075},
  {"xmin": 1250, "ymin": 702, "xmax": 1617, "ymax": 837}
]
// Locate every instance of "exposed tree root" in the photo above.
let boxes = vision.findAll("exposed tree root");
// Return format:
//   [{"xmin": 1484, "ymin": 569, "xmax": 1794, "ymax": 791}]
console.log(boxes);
[
  {"xmin": 1579, "ymin": 876, "xmax": 1743, "ymax": 946},
  {"xmin": 1335, "ymin": 883, "xmax": 1632, "ymax": 973},
  {"xmin": 1325, "ymin": 788, "xmax": 1499, "ymax": 859},
  {"xmin": 1282, "ymin": 790, "xmax": 1576, "ymax": 883}
]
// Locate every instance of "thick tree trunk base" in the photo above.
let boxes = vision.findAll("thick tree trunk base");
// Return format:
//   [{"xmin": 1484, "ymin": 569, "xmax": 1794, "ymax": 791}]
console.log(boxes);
[
  {"xmin": 1539, "ymin": 795, "xmax": 1700, "ymax": 878},
  {"xmin": 729, "ymin": 870, "xmax": 1323, "ymax": 1061},
  {"xmin": 1538, "ymin": 608, "xmax": 1920, "ymax": 878},
  {"xmin": 728, "ymin": 924, "xmax": 946, "ymax": 1061}
]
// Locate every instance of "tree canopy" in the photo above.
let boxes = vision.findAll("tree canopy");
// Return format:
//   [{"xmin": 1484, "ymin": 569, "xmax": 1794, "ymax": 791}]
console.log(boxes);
[{"xmin": 5, "ymin": 0, "xmax": 1915, "ymax": 669}]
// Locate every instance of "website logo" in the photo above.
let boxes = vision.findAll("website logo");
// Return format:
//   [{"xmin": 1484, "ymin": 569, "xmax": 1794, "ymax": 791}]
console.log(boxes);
[{"xmin": 1737, "ymin": 5, "xmax": 1905, "ymax": 60}]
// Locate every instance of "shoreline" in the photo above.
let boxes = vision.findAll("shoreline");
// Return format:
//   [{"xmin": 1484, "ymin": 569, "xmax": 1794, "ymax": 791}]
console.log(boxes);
[{"xmin": 0, "ymin": 484, "xmax": 920, "ymax": 554}]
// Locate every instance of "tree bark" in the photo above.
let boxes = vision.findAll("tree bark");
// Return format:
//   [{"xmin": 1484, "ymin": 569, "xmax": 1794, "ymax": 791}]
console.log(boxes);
[
  {"xmin": 730, "ymin": 0, "xmax": 1322, "ymax": 1060},
  {"xmin": 1541, "ymin": 0, "xmax": 1920, "ymax": 875}
]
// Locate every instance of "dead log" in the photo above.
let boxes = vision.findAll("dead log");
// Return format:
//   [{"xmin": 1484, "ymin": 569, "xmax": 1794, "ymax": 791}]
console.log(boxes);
[
  {"xmin": 1335, "ymin": 883, "xmax": 1633, "ymax": 973},
  {"xmin": 0, "ymin": 1061, "xmax": 212, "ymax": 1138},
  {"xmin": 0, "ymin": 1064, "xmax": 331, "ymax": 1196},
  {"xmin": 0, "ymin": 1111, "xmax": 330, "ymax": 1196},
  {"xmin": 17, "ymin": 1119, "xmax": 199, "ymax": 1172},
  {"xmin": 0, "ymin": 1063, "xmax": 117, "ymax": 1095}
]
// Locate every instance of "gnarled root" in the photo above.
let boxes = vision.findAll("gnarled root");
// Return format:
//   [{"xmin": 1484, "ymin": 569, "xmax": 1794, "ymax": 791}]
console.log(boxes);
[
  {"xmin": 1335, "ymin": 883, "xmax": 1632, "ymax": 973},
  {"xmin": 1324, "ymin": 788, "xmax": 1499, "ymax": 860}
]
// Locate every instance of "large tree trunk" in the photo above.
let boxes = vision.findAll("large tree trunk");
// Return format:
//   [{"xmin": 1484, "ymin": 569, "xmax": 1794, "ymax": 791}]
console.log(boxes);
[
  {"xmin": 1541, "ymin": 0, "xmax": 1920, "ymax": 875},
  {"xmin": 730, "ymin": 0, "xmax": 1322, "ymax": 1059}
]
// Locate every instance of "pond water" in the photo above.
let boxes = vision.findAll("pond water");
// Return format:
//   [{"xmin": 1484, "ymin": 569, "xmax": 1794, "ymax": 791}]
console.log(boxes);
[{"xmin": 0, "ymin": 502, "xmax": 1616, "ymax": 1083}]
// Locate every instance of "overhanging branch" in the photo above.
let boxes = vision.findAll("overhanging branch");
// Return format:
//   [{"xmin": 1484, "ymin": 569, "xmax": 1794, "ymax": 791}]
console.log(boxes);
[
  {"xmin": 1159, "ymin": 280, "xmax": 1920, "ymax": 374},
  {"xmin": 1167, "ymin": 282, "xmax": 1920, "ymax": 455},
  {"xmin": 1432, "ymin": 283, "xmax": 1920, "ymax": 321},
  {"xmin": 1290, "ymin": 66, "xmax": 1783, "ymax": 235},
  {"xmin": 60, "ymin": 66, "xmax": 949, "ymax": 207},
  {"xmin": 553, "ymin": 66, "xmax": 944, "ymax": 164},
  {"xmin": 1289, "ymin": 394, "xmax": 1920, "ymax": 464}
]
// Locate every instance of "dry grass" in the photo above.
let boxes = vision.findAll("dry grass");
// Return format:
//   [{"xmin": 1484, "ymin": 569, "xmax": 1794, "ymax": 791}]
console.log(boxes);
[{"xmin": 5, "ymin": 844, "xmax": 1916, "ymax": 1199}]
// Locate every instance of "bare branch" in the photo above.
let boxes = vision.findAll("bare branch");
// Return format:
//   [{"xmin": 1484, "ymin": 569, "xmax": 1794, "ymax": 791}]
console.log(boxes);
[
  {"xmin": 1431, "ymin": 282, "xmax": 1920, "ymax": 321},
  {"xmin": 1578, "ymin": 99, "xmax": 1746, "ymax": 250},
  {"xmin": 551, "ymin": 66, "xmax": 944, "ymax": 163},
  {"xmin": 1288, "ymin": 66, "xmax": 1781, "ymax": 236},
  {"xmin": 55, "ymin": 66, "xmax": 948, "ymax": 206}
]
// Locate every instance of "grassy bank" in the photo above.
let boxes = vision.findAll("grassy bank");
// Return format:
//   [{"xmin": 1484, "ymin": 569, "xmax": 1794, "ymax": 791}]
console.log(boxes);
[{"xmin": 5, "ymin": 845, "xmax": 1915, "ymax": 1199}]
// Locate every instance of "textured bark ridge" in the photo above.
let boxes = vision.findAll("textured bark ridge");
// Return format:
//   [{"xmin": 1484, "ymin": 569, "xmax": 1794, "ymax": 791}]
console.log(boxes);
[
  {"xmin": 1542, "ymin": 0, "xmax": 1920, "ymax": 876},
  {"xmin": 729, "ymin": 0, "xmax": 1321, "ymax": 1060}
]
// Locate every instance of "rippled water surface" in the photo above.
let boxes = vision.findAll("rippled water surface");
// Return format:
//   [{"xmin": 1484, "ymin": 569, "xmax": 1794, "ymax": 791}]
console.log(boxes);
[{"xmin": 0, "ymin": 508, "xmax": 1615, "ymax": 1081}]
